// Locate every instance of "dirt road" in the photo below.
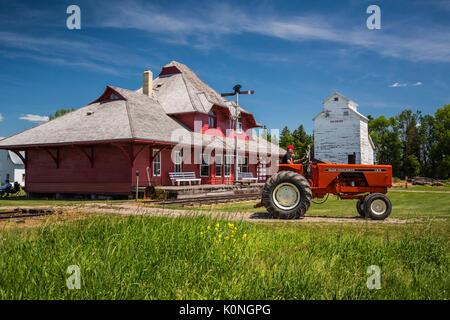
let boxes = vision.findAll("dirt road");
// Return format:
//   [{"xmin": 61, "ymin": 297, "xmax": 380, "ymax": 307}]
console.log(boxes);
[
  {"xmin": 0, "ymin": 202, "xmax": 424, "ymax": 224},
  {"xmin": 64, "ymin": 203, "xmax": 413, "ymax": 224}
]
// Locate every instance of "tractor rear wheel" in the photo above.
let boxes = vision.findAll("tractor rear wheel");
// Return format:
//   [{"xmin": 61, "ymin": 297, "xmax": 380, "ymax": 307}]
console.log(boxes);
[
  {"xmin": 356, "ymin": 199, "xmax": 366, "ymax": 217},
  {"xmin": 363, "ymin": 193, "xmax": 392, "ymax": 220},
  {"xmin": 262, "ymin": 171, "xmax": 312, "ymax": 219}
]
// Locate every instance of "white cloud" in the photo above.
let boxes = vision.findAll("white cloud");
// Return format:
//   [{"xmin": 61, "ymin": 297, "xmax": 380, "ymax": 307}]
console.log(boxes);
[
  {"xmin": 412, "ymin": 82, "xmax": 423, "ymax": 86},
  {"xmin": 0, "ymin": 31, "xmax": 153, "ymax": 75},
  {"xmin": 93, "ymin": 1, "xmax": 450, "ymax": 62},
  {"xmin": 0, "ymin": 113, "xmax": 3, "ymax": 122},
  {"xmin": 389, "ymin": 82, "xmax": 408, "ymax": 87},
  {"xmin": 19, "ymin": 114, "xmax": 49, "ymax": 123}
]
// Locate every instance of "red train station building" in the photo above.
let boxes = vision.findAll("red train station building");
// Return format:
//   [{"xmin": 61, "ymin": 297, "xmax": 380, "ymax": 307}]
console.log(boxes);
[{"xmin": 0, "ymin": 61, "xmax": 283, "ymax": 196}]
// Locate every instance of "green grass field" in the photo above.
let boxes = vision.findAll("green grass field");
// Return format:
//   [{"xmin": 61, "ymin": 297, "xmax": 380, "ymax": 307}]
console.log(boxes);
[
  {"xmin": 0, "ymin": 190, "xmax": 448, "ymax": 300},
  {"xmin": 393, "ymin": 185, "xmax": 450, "ymax": 191}
]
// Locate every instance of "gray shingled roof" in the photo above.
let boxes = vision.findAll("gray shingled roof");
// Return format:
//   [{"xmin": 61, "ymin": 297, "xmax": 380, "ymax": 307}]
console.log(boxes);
[
  {"xmin": 137, "ymin": 61, "xmax": 251, "ymax": 116},
  {"xmin": 0, "ymin": 61, "xmax": 282, "ymax": 155},
  {"xmin": 0, "ymin": 86, "xmax": 192, "ymax": 147}
]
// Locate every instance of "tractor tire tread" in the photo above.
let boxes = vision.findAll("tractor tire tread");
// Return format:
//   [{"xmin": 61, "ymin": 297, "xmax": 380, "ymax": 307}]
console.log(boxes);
[
  {"xmin": 363, "ymin": 193, "xmax": 392, "ymax": 220},
  {"xmin": 262, "ymin": 171, "xmax": 312, "ymax": 219}
]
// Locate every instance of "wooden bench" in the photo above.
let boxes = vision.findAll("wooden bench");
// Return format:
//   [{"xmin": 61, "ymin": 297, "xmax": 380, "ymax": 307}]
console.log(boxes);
[
  {"xmin": 169, "ymin": 172, "xmax": 202, "ymax": 186},
  {"xmin": 237, "ymin": 172, "xmax": 258, "ymax": 184}
]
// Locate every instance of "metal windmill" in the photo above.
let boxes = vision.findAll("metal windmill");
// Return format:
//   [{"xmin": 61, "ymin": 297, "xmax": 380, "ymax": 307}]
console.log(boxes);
[{"xmin": 221, "ymin": 84, "xmax": 255, "ymax": 183}]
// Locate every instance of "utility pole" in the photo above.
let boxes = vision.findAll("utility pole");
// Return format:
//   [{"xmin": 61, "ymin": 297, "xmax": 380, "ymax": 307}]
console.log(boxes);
[{"xmin": 221, "ymin": 84, "xmax": 254, "ymax": 183}]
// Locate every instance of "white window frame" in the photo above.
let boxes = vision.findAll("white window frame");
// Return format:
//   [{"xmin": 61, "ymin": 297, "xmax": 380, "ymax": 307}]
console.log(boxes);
[{"xmin": 153, "ymin": 149, "xmax": 161, "ymax": 177}]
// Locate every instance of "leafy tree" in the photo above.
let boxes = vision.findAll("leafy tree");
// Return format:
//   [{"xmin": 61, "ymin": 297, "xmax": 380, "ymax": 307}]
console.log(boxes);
[
  {"xmin": 368, "ymin": 115, "xmax": 402, "ymax": 176},
  {"xmin": 368, "ymin": 115, "xmax": 391, "ymax": 164},
  {"xmin": 403, "ymin": 154, "xmax": 421, "ymax": 177},
  {"xmin": 49, "ymin": 108, "xmax": 76, "ymax": 120},
  {"xmin": 417, "ymin": 114, "xmax": 436, "ymax": 177},
  {"xmin": 396, "ymin": 109, "xmax": 422, "ymax": 177},
  {"xmin": 369, "ymin": 105, "xmax": 449, "ymax": 179},
  {"xmin": 433, "ymin": 105, "xmax": 450, "ymax": 179}
]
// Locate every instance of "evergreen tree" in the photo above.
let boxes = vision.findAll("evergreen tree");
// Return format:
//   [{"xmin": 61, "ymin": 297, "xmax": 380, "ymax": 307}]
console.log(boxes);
[{"xmin": 280, "ymin": 126, "xmax": 294, "ymax": 150}]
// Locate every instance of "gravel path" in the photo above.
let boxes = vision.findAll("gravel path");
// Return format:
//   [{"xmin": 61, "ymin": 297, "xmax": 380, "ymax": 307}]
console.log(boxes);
[
  {"xmin": 64, "ymin": 203, "xmax": 413, "ymax": 224},
  {"xmin": 0, "ymin": 202, "xmax": 426, "ymax": 224}
]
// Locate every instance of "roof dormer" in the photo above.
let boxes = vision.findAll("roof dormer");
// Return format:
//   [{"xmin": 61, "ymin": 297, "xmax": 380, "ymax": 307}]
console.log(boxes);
[
  {"xmin": 89, "ymin": 86, "xmax": 126, "ymax": 105},
  {"xmin": 323, "ymin": 92, "xmax": 358, "ymax": 111},
  {"xmin": 159, "ymin": 65, "xmax": 182, "ymax": 77}
]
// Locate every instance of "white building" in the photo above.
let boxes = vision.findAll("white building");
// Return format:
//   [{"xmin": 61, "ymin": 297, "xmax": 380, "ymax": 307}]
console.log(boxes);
[
  {"xmin": 313, "ymin": 93, "xmax": 375, "ymax": 164},
  {"xmin": 0, "ymin": 150, "xmax": 25, "ymax": 186}
]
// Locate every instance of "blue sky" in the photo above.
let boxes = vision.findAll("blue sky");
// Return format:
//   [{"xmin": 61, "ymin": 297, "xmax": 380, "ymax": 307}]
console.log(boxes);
[{"xmin": 0, "ymin": 0, "xmax": 449, "ymax": 138}]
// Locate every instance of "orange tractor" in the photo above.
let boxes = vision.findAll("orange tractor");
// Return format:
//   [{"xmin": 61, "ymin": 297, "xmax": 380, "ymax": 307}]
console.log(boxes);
[{"xmin": 260, "ymin": 147, "xmax": 393, "ymax": 220}]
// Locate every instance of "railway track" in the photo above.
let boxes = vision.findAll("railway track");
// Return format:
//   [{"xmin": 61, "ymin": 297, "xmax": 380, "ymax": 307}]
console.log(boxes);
[
  {"xmin": 147, "ymin": 193, "xmax": 261, "ymax": 206},
  {"xmin": 0, "ymin": 209, "xmax": 55, "ymax": 221}
]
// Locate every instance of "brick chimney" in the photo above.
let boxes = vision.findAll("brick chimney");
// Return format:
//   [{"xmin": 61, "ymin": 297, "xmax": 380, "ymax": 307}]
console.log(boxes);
[{"xmin": 143, "ymin": 70, "xmax": 153, "ymax": 96}]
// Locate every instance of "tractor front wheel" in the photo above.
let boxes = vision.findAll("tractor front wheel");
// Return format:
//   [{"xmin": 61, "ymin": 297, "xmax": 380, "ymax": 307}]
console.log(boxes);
[
  {"xmin": 363, "ymin": 193, "xmax": 392, "ymax": 220},
  {"xmin": 262, "ymin": 171, "xmax": 312, "ymax": 219},
  {"xmin": 356, "ymin": 199, "xmax": 366, "ymax": 218}
]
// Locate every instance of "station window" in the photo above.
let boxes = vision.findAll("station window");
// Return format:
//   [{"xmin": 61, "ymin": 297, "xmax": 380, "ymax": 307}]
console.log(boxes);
[
  {"xmin": 239, "ymin": 156, "xmax": 249, "ymax": 173},
  {"xmin": 224, "ymin": 155, "xmax": 232, "ymax": 177},
  {"xmin": 174, "ymin": 150, "xmax": 182, "ymax": 173},
  {"xmin": 200, "ymin": 152, "xmax": 210, "ymax": 177},
  {"xmin": 215, "ymin": 154, "xmax": 222, "ymax": 177},
  {"xmin": 208, "ymin": 111, "xmax": 217, "ymax": 128},
  {"xmin": 153, "ymin": 149, "xmax": 161, "ymax": 176},
  {"xmin": 237, "ymin": 121, "xmax": 243, "ymax": 133},
  {"xmin": 109, "ymin": 93, "xmax": 119, "ymax": 100}
]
